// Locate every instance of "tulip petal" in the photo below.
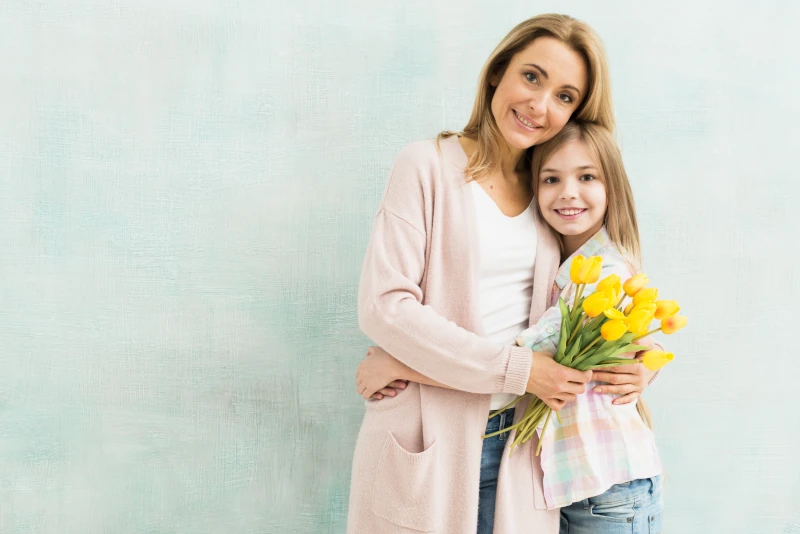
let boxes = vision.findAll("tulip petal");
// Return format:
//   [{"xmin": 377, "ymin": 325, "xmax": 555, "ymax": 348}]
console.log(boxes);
[
  {"xmin": 623, "ymin": 273, "xmax": 649, "ymax": 297},
  {"xmin": 582, "ymin": 292, "xmax": 611, "ymax": 318},
  {"xmin": 654, "ymin": 300, "xmax": 680, "ymax": 321},
  {"xmin": 661, "ymin": 315, "xmax": 688, "ymax": 335},
  {"xmin": 604, "ymin": 308, "xmax": 626, "ymax": 320},
  {"xmin": 585, "ymin": 256, "xmax": 603, "ymax": 284},
  {"xmin": 601, "ymin": 319, "xmax": 628, "ymax": 341},
  {"xmin": 597, "ymin": 274, "xmax": 621, "ymax": 294},
  {"xmin": 633, "ymin": 287, "xmax": 659, "ymax": 306},
  {"xmin": 570, "ymin": 255, "xmax": 586, "ymax": 285},
  {"xmin": 642, "ymin": 350, "xmax": 674, "ymax": 370}
]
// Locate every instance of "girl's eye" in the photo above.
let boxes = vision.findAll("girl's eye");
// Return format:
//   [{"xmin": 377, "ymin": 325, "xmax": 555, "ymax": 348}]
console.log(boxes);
[
  {"xmin": 525, "ymin": 72, "xmax": 539, "ymax": 84},
  {"xmin": 543, "ymin": 176, "xmax": 558, "ymax": 184},
  {"xmin": 580, "ymin": 174, "xmax": 596, "ymax": 182},
  {"xmin": 558, "ymin": 93, "xmax": 573, "ymax": 103}
]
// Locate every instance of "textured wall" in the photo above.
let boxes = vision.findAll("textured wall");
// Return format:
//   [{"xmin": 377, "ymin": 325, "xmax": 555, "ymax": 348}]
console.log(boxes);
[{"xmin": 1, "ymin": 1, "xmax": 798, "ymax": 533}]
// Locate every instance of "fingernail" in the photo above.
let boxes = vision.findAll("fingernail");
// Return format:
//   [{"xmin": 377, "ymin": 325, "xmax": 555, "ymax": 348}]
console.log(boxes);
[{"xmin": 594, "ymin": 387, "xmax": 602, "ymax": 393}]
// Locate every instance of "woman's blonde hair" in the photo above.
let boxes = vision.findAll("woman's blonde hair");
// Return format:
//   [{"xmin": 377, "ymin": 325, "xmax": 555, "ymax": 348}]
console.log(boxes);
[
  {"xmin": 532, "ymin": 120, "xmax": 655, "ymax": 427},
  {"xmin": 441, "ymin": 14, "xmax": 614, "ymax": 181}
]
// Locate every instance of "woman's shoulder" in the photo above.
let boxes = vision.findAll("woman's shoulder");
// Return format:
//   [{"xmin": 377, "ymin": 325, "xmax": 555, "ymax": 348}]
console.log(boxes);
[
  {"xmin": 393, "ymin": 136, "xmax": 463, "ymax": 175},
  {"xmin": 384, "ymin": 136, "xmax": 465, "ymax": 197}
]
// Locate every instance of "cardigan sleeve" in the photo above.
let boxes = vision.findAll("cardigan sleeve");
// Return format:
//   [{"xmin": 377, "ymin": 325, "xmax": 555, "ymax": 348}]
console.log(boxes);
[{"xmin": 357, "ymin": 142, "xmax": 532, "ymax": 395}]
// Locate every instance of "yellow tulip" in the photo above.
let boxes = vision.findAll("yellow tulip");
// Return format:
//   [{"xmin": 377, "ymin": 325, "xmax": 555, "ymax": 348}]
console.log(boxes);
[
  {"xmin": 629, "ymin": 301, "xmax": 657, "ymax": 316},
  {"xmin": 584, "ymin": 256, "xmax": 603, "ymax": 284},
  {"xmin": 654, "ymin": 300, "xmax": 680, "ymax": 320},
  {"xmin": 569, "ymin": 255, "xmax": 586, "ymax": 285},
  {"xmin": 596, "ymin": 274, "xmax": 621, "ymax": 295},
  {"xmin": 604, "ymin": 308, "xmax": 626, "ymax": 320},
  {"xmin": 624, "ymin": 301, "xmax": 634, "ymax": 315},
  {"xmin": 633, "ymin": 287, "xmax": 658, "ymax": 306},
  {"xmin": 601, "ymin": 319, "xmax": 628, "ymax": 341},
  {"xmin": 641, "ymin": 350, "xmax": 674, "ymax": 370},
  {"xmin": 571, "ymin": 255, "xmax": 603, "ymax": 285},
  {"xmin": 661, "ymin": 315, "xmax": 688, "ymax": 334},
  {"xmin": 582, "ymin": 291, "xmax": 612, "ymax": 318},
  {"xmin": 625, "ymin": 309, "xmax": 654, "ymax": 335},
  {"xmin": 623, "ymin": 273, "xmax": 649, "ymax": 297}
]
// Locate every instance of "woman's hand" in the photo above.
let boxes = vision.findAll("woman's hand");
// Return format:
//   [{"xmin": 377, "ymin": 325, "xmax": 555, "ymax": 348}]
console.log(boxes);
[
  {"xmin": 527, "ymin": 350, "xmax": 593, "ymax": 411},
  {"xmin": 591, "ymin": 336, "xmax": 659, "ymax": 405},
  {"xmin": 355, "ymin": 346, "xmax": 409, "ymax": 400}
]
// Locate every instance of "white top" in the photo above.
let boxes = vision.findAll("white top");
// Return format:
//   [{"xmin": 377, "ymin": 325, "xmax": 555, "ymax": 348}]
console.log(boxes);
[{"xmin": 470, "ymin": 181, "xmax": 538, "ymax": 410}]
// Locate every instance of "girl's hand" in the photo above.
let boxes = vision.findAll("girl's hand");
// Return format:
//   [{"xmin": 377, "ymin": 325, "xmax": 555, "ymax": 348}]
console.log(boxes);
[
  {"xmin": 592, "ymin": 336, "xmax": 659, "ymax": 405},
  {"xmin": 355, "ymin": 346, "xmax": 408, "ymax": 401}
]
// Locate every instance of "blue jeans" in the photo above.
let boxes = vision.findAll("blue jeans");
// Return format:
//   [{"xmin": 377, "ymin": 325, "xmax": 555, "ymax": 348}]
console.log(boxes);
[
  {"xmin": 560, "ymin": 475, "xmax": 664, "ymax": 534},
  {"xmin": 477, "ymin": 408, "xmax": 514, "ymax": 534}
]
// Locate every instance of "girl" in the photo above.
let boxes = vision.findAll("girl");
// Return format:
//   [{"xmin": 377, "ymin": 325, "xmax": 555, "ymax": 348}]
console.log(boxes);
[
  {"xmin": 357, "ymin": 121, "xmax": 664, "ymax": 533},
  {"xmin": 348, "ymin": 13, "xmax": 624, "ymax": 534}
]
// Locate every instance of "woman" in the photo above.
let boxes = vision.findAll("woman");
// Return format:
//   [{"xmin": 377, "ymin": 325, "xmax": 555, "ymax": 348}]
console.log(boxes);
[{"xmin": 347, "ymin": 14, "xmax": 654, "ymax": 534}]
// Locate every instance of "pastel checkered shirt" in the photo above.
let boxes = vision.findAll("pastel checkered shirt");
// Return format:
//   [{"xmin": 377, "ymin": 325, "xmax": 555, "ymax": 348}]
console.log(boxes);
[{"xmin": 515, "ymin": 228, "xmax": 663, "ymax": 509}]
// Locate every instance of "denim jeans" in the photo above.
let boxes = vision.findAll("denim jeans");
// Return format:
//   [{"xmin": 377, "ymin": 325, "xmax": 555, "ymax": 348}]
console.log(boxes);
[
  {"xmin": 477, "ymin": 408, "xmax": 515, "ymax": 534},
  {"xmin": 560, "ymin": 475, "xmax": 664, "ymax": 534}
]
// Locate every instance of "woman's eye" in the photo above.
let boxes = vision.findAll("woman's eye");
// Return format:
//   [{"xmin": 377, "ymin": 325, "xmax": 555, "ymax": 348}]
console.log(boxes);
[
  {"xmin": 558, "ymin": 93, "xmax": 573, "ymax": 103},
  {"xmin": 525, "ymin": 72, "xmax": 539, "ymax": 84},
  {"xmin": 543, "ymin": 176, "xmax": 558, "ymax": 184},
  {"xmin": 580, "ymin": 174, "xmax": 596, "ymax": 181}
]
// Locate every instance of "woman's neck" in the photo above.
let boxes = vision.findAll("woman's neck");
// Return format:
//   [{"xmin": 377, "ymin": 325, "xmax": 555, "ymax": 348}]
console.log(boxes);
[{"xmin": 459, "ymin": 135, "xmax": 526, "ymax": 182}]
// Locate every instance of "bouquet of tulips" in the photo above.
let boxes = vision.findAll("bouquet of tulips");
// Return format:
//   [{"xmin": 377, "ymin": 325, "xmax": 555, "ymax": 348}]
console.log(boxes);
[{"xmin": 485, "ymin": 255, "xmax": 688, "ymax": 455}]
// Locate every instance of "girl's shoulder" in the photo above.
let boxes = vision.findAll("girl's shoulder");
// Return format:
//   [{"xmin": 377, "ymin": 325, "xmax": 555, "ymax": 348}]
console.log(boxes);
[{"xmin": 597, "ymin": 243, "xmax": 636, "ymax": 280}]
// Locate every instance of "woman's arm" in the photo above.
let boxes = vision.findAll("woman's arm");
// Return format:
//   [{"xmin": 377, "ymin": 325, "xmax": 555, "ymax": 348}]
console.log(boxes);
[{"xmin": 358, "ymin": 143, "xmax": 592, "ymax": 406}]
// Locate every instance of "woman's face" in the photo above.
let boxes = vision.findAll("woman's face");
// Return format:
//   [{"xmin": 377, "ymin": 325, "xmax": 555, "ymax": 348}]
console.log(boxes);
[{"xmin": 491, "ymin": 37, "xmax": 589, "ymax": 151}]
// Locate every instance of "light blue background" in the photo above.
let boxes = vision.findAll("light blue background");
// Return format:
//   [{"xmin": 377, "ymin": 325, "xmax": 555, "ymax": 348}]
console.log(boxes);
[{"xmin": 1, "ymin": 1, "xmax": 798, "ymax": 533}]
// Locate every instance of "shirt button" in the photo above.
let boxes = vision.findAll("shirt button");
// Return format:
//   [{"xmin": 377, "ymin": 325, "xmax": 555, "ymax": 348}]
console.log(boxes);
[
  {"xmin": 546, "ymin": 326, "xmax": 556, "ymax": 334},
  {"xmin": 627, "ymin": 518, "xmax": 633, "ymax": 523}
]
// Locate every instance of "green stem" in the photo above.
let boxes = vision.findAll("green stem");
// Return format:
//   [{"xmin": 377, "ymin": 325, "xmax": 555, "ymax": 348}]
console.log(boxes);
[
  {"xmin": 489, "ymin": 393, "xmax": 530, "ymax": 419},
  {"xmin": 570, "ymin": 284, "xmax": 585, "ymax": 323},
  {"xmin": 633, "ymin": 327, "xmax": 662, "ymax": 342},
  {"xmin": 535, "ymin": 410, "xmax": 553, "ymax": 456},
  {"xmin": 482, "ymin": 418, "xmax": 526, "ymax": 439}
]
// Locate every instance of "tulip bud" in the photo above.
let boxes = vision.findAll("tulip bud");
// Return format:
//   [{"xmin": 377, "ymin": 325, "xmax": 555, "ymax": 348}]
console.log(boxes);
[
  {"xmin": 661, "ymin": 315, "xmax": 688, "ymax": 334},
  {"xmin": 642, "ymin": 350, "xmax": 674, "ymax": 370},
  {"xmin": 654, "ymin": 300, "xmax": 680, "ymax": 321},
  {"xmin": 633, "ymin": 287, "xmax": 659, "ymax": 306},
  {"xmin": 569, "ymin": 255, "xmax": 586, "ymax": 285},
  {"xmin": 601, "ymin": 319, "xmax": 628, "ymax": 341},
  {"xmin": 582, "ymin": 292, "xmax": 612, "ymax": 318},
  {"xmin": 623, "ymin": 273, "xmax": 649, "ymax": 297}
]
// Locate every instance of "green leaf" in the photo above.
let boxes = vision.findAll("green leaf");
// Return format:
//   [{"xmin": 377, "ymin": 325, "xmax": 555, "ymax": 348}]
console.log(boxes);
[
  {"xmin": 559, "ymin": 297, "xmax": 570, "ymax": 319},
  {"xmin": 555, "ymin": 314, "xmax": 569, "ymax": 361},
  {"xmin": 562, "ymin": 332, "xmax": 583, "ymax": 366}
]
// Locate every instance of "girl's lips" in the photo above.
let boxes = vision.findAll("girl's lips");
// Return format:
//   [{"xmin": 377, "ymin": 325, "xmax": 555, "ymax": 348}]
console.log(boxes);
[{"xmin": 554, "ymin": 208, "xmax": 587, "ymax": 220}]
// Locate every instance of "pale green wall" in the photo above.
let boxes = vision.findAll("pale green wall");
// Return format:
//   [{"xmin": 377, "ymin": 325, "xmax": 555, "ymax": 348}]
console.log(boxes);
[{"xmin": 1, "ymin": 1, "xmax": 798, "ymax": 532}]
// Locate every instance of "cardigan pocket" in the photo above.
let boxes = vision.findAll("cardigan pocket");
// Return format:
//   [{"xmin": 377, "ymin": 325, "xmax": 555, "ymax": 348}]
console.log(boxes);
[{"xmin": 371, "ymin": 430, "xmax": 441, "ymax": 531}]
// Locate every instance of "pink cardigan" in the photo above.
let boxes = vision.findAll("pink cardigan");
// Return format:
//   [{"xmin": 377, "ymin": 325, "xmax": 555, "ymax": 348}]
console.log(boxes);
[{"xmin": 347, "ymin": 136, "xmax": 562, "ymax": 533}]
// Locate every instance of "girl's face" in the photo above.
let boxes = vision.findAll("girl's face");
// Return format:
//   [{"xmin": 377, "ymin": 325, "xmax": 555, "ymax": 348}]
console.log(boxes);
[
  {"xmin": 490, "ymin": 37, "xmax": 588, "ymax": 152},
  {"xmin": 537, "ymin": 138, "xmax": 607, "ymax": 252}
]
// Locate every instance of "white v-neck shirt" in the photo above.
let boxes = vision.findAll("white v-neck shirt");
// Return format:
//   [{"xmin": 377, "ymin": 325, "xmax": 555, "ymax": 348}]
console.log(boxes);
[{"xmin": 470, "ymin": 181, "xmax": 538, "ymax": 410}]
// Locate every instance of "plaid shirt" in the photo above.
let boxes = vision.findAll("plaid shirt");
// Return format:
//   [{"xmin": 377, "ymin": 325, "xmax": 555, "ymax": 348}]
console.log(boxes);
[{"xmin": 515, "ymin": 228, "xmax": 662, "ymax": 509}]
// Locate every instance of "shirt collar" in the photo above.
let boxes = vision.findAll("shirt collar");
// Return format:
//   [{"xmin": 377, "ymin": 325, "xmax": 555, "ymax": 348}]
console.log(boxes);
[{"xmin": 555, "ymin": 227, "xmax": 612, "ymax": 289}]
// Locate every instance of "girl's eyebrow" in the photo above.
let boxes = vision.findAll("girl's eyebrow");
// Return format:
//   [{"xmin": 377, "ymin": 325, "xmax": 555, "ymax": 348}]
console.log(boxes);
[{"xmin": 541, "ymin": 165, "xmax": 598, "ymax": 173}]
